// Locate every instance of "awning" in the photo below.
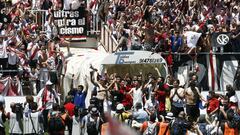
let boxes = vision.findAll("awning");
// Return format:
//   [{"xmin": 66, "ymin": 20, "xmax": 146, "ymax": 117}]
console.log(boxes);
[
  {"xmin": 101, "ymin": 51, "xmax": 168, "ymax": 77},
  {"xmin": 101, "ymin": 51, "xmax": 167, "ymax": 65}
]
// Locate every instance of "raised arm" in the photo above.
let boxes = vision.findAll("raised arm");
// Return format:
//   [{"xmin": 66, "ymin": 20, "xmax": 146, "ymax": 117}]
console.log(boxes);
[
  {"xmin": 138, "ymin": 70, "xmax": 145, "ymax": 89},
  {"xmin": 107, "ymin": 79, "xmax": 117, "ymax": 90},
  {"xmin": 219, "ymin": 106, "xmax": 227, "ymax": 120},
  {"xmin": 169, "ymin": 89, "xmax": 174, "ymax": 99},
  {"xmin": 143, "ymin": 78, "xmax": 152, "ymax": 89},
  {"xmin": 197, "ymin": 88, "xmax": 207, "ymax": 102},
  {"xmin": 128, "ymin": 88, "xmax": 134, "ymax": 95},
  {"xmin": 90, "ymin": 66, "xmax": 99, "ymax": 87},
  {"xmin": 83, "ymin": 75, "xmax": 89, "ymax": 93}
]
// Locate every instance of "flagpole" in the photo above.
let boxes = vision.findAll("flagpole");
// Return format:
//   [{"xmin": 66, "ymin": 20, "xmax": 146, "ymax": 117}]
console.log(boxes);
[
  {"xmin": 220, "ymin": 46, "xmax": 224, "ymax": 92},
  {"xmin": 212, "ymin": 46, "xmax": 217, "ymax": 91}
]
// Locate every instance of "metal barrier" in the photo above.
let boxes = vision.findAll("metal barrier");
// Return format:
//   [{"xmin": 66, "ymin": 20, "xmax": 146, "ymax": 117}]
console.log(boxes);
[
  {"xmin": 100, "ymin": 23, "xmax": 118, "ymax": 52},
  {"xmin": 161, "ymin": 52, "xmax": 240, "ymax": 91},
  {"xmin": 0, "ymin": 52, "xmax": 239, "ymax": 95},
  {"xmin": 28, "ymin": 10, "xmax": 48, "ymax": 31},
  {"xmin": 88, "ymin": 10, "xmax": 101, "ymax": 35}
]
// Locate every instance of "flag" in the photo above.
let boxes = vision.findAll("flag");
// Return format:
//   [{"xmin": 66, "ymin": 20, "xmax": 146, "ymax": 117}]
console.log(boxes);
[
  {"xmin": 173, "ymin": 53, "xmax": 240, "ymax": 91},
  {"xmin": 0, "ymin": 77, "xmax": 23, "ymax": 96},
  {"xmin": 211, "ymin": 32, "xmax": 231, "ymax": 47},
  {"xmin": 184, "ymin": 31, "xmax": 202, "ymax": 48},
  {"xmin": 219, "ymin": 59, "xmax": 239, "ymax": 91},
  {"xmin": 173, "ymin": 54, "xmax": 209, "ymax": 90}
]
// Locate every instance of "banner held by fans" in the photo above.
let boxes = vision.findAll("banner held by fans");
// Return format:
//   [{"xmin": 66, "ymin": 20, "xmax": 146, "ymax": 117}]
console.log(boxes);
[
  {"xmin": 0, "ymin": 77, "xmax": 23, "ymax": 96},
  {"xmin": 184, "ymin": 31, "xmax": 202, "ymax": 48},
  {"xmin": 53, "ymin": 10, "xmax": 87, "ymax": 38},
  {"xmin": 211, "ymin": 32, "xmax": 230, "ymax": 47}
]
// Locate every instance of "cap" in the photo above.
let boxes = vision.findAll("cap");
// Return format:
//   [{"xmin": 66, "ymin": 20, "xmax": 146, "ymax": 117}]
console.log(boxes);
[
  {"xmin": 116, "ymin": 103, "xmax": 124, "ymax": 111},
  {"xmin": 90, "ymin": 107, "xmax": 99, "ymax": 115},
  {"xmin": 165, "ymin": 112, "xmax": 174, "ymax": 120},
  {"xmin": 46, "ymin": 80, "xmax": 53, "ymax": 85},
  {"xmin": 233, "ymin": 6, "xmax": 238, "ymax": 10}
]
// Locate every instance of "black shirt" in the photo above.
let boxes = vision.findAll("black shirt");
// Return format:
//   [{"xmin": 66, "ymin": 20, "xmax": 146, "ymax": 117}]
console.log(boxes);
[
  {"xmin": 41, "ymin": 0, "xmax": 53, "ymax": 10},
  {"xmin": 0, "ymin": 2, "xmax": 4, "ymax": 9}
]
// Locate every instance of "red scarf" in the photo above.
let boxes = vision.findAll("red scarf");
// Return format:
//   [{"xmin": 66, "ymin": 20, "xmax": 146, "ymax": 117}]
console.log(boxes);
[
  {"xmin": 30, "ymin": 46, "xmax": 39, "ymax": 60},
  {"xmin": 42, "ymin": 87, "xmax": 48, "ymax": 105}
]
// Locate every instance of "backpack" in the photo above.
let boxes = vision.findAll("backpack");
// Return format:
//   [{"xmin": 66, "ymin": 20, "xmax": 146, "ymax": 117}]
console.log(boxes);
[
  {"xmin": 144, "ymin": 122, "xmax": 157, "ymax": 135},
  {"xmin": 170, "ymin": 119, "xmax": 185, "ymax": 135},
  {"xmin": 87, "ymin": 116, "xmax": 99, "ymax": 135},
  {"xmin": 48, "ymin": 113, "xmax": 65, "ymax": 131}
]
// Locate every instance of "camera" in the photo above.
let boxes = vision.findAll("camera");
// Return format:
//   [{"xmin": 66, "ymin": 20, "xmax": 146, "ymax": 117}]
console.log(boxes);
[
  {"xmin": 15, "ymin": 103, "xmax": 23, "ymax": 113},
  {"xmin": 15, "ymin": 103, "xmax": 24, "ymax": 120}
]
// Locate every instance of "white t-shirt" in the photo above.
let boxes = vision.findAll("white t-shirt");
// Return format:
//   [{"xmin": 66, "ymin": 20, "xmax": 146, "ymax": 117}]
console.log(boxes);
[
  {"xmin": 63, "ymin": 0, "xmax": 72, "ymax": 10},
  {"xmin": 31, "ymin": 0, "xmax": 37, "ymax": 9},
  {"xmin": 36, "ymin": 88, "xmax": 59, "ymax": 110},
  {"xmin": 132, "ymin": 87, "xmax": 143, "ymax": 107},
  {"xmin": 215, "ymin": 15, "xmax": 226, "ymax": 24},
  {"xmin": 71, "ymin": 0, "xmax": 81, "ymax": 10},
  {"xmin": 103, "ymin": 99, "xmax": 112, "ymax": 113},
  {"xmin": 8, "ymin": 51, "xmax": 19, "ymax": 65},
  {"xmin": 0, "ymin": 41, "xmax": 8, "ymax": 58},
  {"xmin": 72, "ymin": 115, "xmax": 81, "ymax": 135},
  {"xmin": 44, "ymin": 21, "xmax": 52, "ymax": 39},
  {"xmin": 144, "ymin": 99, "xmax": 159, "ymax": 111}
]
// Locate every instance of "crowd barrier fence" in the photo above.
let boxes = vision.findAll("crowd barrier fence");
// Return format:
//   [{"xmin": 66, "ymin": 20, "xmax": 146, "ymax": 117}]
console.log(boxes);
[
  {"xmin": 88, "ymin": 10, "xmax": 101, "ymax": 36},
  {"xmin": 28, "ymin": 10, "xmax": 48, "ymax": 31},
  {"xmin": 100, "ymin": 23, "xmax": 118, "ymax": 52}
]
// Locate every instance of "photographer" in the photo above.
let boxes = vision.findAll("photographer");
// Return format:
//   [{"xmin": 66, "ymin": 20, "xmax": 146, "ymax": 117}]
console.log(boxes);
[
  {"xmin": 23, "ymin": 102, "xmax": 44, "ymax": 135},
  {"xmin": 7, "ymin": 102, "xmax": 24, "ymax": 135}
]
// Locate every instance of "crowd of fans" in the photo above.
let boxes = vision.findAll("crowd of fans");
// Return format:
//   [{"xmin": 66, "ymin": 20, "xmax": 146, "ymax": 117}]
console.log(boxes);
[
  {"xmin": 0, "ymin": 0, "xmax": 240, "ymax": 135},
  {"xmin": 0, "ymin": 65, "xmax": 239, "ymax": 134},
  {"xmin": 96, "ymin": 0, "xmax": 240, "ymax": 53},
  {"xmin": 1, "ymin": 0, "xmax": 240, "ymax": 94},
  {"xmin": 0, "ymin": 0, "xmax": 75, "ymax": 95}
]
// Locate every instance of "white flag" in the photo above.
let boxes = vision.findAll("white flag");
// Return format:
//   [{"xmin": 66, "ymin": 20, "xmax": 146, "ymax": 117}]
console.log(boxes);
[{"xmin": 184, "ymin": 31, "xmax": 202, "ymax": 48}]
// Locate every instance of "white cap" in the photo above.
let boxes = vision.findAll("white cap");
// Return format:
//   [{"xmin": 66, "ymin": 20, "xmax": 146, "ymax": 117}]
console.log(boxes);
[
  {"xmin": 116, "ymin": 103, "xmax": 124, "ymax": 110},
  {"xmin": 165, "ymin": 112, "xmax": 174, "ymax": 120},
  {"xmin": 46, "ymin": 80, "xmax": 53, "ymax": 85},
  {"xmin": 233, "ymin": 6, "xmax": 238, "ymax": 10},
  {"xmin": 207, "ymin": 24, "xmax": 214, "ymax": 29}
]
